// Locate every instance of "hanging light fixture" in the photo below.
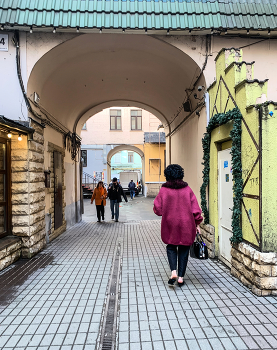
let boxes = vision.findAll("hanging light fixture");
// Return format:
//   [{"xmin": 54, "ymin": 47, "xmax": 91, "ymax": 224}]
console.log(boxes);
[
  {"xmin": 30, "ymin": 26, "xmax": 33, "ymax": 33},
  {"xmin": 7, "ymin": 131, "xmax": 12, "ymax": 138},
  {"xmin": 18, "ymin": 134, "xmax": 22, "ymax": 141},
  {"xmin": 53, "ymin": 27, "xmax": 56, "ymax": 33}
]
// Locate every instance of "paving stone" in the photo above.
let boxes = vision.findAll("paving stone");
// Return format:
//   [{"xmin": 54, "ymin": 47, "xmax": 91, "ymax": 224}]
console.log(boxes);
[{"xmin": 1, "ymin": 218, "xmax": 277, "ymax": 350}]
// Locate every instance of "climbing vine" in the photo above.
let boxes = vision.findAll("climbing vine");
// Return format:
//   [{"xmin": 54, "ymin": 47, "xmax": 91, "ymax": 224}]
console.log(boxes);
[{"xmin": 200, "ymin": 107, "xmax": 243, "ymax": 243}]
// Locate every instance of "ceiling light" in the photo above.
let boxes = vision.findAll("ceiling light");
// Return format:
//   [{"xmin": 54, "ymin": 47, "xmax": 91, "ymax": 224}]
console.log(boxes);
[
  {"xmin": 18, "ymin": 134, "xmax": 22, "ymax": 141},
  {"xmin": 7, "ymin": 131, "xmax": 12, "ymax": 138}
]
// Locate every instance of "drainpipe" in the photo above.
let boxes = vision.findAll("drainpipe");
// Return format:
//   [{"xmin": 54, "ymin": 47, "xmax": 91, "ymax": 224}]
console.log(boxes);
[{"xmin": 205, "ymin": 92, "xmax": 210, "ymax": 126}]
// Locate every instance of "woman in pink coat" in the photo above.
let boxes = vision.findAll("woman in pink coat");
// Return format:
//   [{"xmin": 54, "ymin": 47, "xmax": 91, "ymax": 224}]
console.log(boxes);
[{"xmin": 153, "ymin": 164, "xmax": 203, "ymax": 286}]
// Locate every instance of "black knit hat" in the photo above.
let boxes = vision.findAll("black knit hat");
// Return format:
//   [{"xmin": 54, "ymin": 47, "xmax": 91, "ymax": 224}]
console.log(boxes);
[
  {"xmin": 164, "ymin": 164, "xmax": 184, "ymax": 181},
  {"xmin": 112, "ymin": 177, "xmax": 117, "ymax": 182}
]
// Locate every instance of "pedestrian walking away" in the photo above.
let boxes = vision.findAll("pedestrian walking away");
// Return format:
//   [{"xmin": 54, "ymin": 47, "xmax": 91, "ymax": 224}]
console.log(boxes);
[
  {"xmin": 108, "ymin": 177, "xmax": 128, "ymax": 222},
  {"xmin": 128, "ymin": 179, "xmax": 136, "ymax": 199},
  {"xmin": 153, "ymin": 164, "xmax": 203, "ymax": 286},
  {"xmin": 91, "ymin": 181, "xmax": 107, "ymax": 222}
]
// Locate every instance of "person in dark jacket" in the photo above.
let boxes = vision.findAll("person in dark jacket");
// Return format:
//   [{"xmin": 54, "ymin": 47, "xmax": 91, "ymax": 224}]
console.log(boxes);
[
  {"xmin": 108, "ymin": 177, "xmax": 128, "ymax": 222},
  {"xmin": 128, "ymin": 179, "xmax": 136, "ymax": 200},
  {"xmin": 153, "ymin": 164, "xmax": 203, "ymax": 287}
]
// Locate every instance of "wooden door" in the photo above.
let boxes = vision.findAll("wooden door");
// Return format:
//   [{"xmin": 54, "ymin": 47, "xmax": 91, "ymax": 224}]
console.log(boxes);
[
  {"xmin": 54, "ymin": 151, "xmax": 63, "ymax": 229},
  {"xmin": 0, "ymin": 138, "xmax": 11, "ymax": 238}
]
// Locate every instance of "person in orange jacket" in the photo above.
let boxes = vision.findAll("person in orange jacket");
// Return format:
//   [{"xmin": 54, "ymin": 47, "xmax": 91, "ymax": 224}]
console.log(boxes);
[{"xmin": 91, "ymin": 181, "xmax": 107, "ymax": 222}]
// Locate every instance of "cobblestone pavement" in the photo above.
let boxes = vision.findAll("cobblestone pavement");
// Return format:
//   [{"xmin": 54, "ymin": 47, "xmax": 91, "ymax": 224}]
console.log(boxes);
[{"xmin": 1, "ymin": 215, "xmax": 277, "ymax": 350}]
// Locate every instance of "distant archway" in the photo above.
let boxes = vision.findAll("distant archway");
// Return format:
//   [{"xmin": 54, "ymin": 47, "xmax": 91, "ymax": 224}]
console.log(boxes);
[{"xmin": 107, "ymin": 145, "xmax": 145, "ymax": 193}]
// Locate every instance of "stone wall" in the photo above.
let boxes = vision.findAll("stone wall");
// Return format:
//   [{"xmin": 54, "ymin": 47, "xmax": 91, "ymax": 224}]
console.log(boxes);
[
  {"xmin": 200, "ymin": 223, "xmax": 216, "ymax": 258},
  {"xmin": 145, "ymin": 183, "xmax": 162, "ymax": 197},
  {"xmin": 11, "ymin": 120, "xmax": 46, "ymax": 258},
  {"xmin": 0, "ymin": 237, "xmax": 22, "ymax": 271},
  {"xmin": 47, "ymin": 142, "xmax": 66, "ymax": 241},
  {"xmin": 231, "ymin": 242, "xmax": 277, "ymax": 296}
]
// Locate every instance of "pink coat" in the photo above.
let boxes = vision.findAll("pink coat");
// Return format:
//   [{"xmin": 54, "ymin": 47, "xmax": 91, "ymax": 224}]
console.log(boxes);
[{"xmin": 153, "ymin": 181, "xmax": 203, "ymax": 246}]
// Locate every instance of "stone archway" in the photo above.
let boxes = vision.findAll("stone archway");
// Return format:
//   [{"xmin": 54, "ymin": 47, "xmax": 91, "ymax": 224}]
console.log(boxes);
[{"xmin": 106, "ymin": 145, "xmax": 145, "ymax": 194}]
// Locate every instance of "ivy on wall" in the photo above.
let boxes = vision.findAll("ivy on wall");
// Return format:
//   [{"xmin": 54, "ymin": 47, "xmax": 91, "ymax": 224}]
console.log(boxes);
[{"xmin": 200, "ymin": 107, "xmax": 243, "ymax": 243}]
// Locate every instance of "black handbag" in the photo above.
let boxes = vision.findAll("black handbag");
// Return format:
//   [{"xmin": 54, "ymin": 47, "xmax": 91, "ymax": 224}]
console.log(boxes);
[{"xmin": 190, "ymin": 233, "xmax": 208, "ymax": 259}]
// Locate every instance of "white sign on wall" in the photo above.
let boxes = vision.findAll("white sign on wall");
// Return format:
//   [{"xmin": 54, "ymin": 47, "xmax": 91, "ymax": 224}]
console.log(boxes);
[{"xmin": 0, "ymin": 34, "xmax": 8, "ymax": 52}]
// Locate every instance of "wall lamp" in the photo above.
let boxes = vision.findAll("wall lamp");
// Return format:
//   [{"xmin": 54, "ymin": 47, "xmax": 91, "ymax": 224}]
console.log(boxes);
[
  {"xmin": 53, "ymin": 27, "xmax": 56, "ymax": 33},
  {"xmin": 76, "ymin": 26, "xmax": 80, "ymax": 33},
  {"xmin": 7, "ymin": 131, "xmax": 12, "ymax": 138},
  {"xmin": 18, "ymin": 134, "xmax": 22, "ymax": 141},
  {"xmin": 183, "ymin": 101, "xmax": 191, "ymax": 113},
  {"xmin": 99, "ymin": 28, "xmax": 102, "ymax": 33},
  {"xmin": 30, "ymin": 26, "xmax": 33, "ymax": 33},
  {"xmin": 0, "ymin": 25, "xmax": 4, "ymax": 30},
  {"xmin": 167, "ymin": 29, "xmax": 170, "ymax": 35}
]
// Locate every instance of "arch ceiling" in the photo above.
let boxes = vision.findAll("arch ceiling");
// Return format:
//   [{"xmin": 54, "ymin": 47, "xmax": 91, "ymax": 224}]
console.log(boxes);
[{"xmin": 28, "ymin": 33, "xmax": 204, "ymax": 133}]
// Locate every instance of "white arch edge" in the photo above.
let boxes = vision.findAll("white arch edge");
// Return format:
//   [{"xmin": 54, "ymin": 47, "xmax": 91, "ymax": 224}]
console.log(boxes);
[{"xmin": 74, "ymin": 100, "xmax": 170, "ymax": 135}]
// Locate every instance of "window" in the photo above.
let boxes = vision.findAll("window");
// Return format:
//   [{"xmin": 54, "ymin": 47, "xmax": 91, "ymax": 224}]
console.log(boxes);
[
  {"xmin": 82, "ymin": 123, "xmax": 87, "ymax": 130},
  {"xmin": 149, "ymin": 159, "xmax": 161, "ymax": 175},
  {"xmin": 114, "ymin": 153, "xmax": 121, "ymax": 163},
  {"xmin": 81, "ymin": 150, "xmax": 87, "ymax": 167},
  {"xmin": 110, "ymin": 110, "xmax": 121, "ymax": 130},
  {"xmin": 131, "ymin": 110, "xmax": 142, "ymax": 130},
  {"xmin": 128, "ymin": 152, "xmax": 134, "ymax": 163}
]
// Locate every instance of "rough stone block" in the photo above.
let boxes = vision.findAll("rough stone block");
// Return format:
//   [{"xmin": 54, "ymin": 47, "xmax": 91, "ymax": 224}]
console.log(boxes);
[
  {"xmin": 11, "ymin": 149, "xmax": 28, "ymax": 161},
  {"xmin": 29, "ymin": 142, "xmax": 44, "ymax": 154},
  {"xmin": 22, "ymin": 229, "xmax": 46, "ymax": 248},
  {"xmin": 231, "ymin": 258, "xmax": 244, "ymax": 275},
  {"xmin": 12, "ymin": 161, "xmax": 28, "ymax": 172},
  {"xmin": 12, "ymin": 173, "xmax": 28, "ymax": 183},
  {"xmin": 30, "ymin": 202, "xmax": 45, "ymax": 215},
  {"xmin": 12, "ymin": 215, "xmax": 29, "ymax": 227},
  {"xmin": 12, "ymin": 182, "xmax": 29, "ymax": 194},
  {"xmin": 231, "ymin": 248, "xmax": 243, "ymax": 262},
  {"xmin": 12, "ymin": 205, "xmax": 29, "ymax": 215},
  {"xmin": 29, "ymin": 192, "xmax": 45, "ymax": 204},
  {"xmin": 240, "ymin": 275, "xmax": 252, "ymax": 289},
  {"xmin": 29, "ymin": 122, "xmax": 44, "ymax": 135},
  {"xmin": 242, "ymin": 255, "xmax": 252, "ymax": 269},
  {"xmin": 12, "ymin": 193, "xmax": 29, "ymax": 205},
  {"xmin": 49, "ymin": 223, "xmax": 66, "ymax": 242},
  {"xmin": 0, "ymin": 250, "xmax": 21, "ymax": 272},
  {"xmin": 251, "ymin": 286, "xmax": 262, "ymax": 296},
  {"xmin": 29, "ymin": 172, "xmax": 45, "ymax": 183},
  {"xmin": 21, "ymin": 237, "xmax": 46, "ymax": 258},
  {"xmin": 32, "ymin": 132, "xmax": 44, "ymax": 145},
  {"xmin": 29, "ymin": 151, "xmax": 44, "ymax": 163},
  {"xmin": 254, "ymin": 251, "xmax": 277, "ymax": 264},
  {"xmin": 29, "ymin": 162, "xmax": 44, "ymax": 172},
  {"xmin": 6, "ymin": 240, "xmax": 22, "ymax": 255},
  {"xmin": 30, "ymin": 210, "xmax": 45, "ymax": 226},
  {"xmin": 255, "ymin": 276, "xmax": 277, "ymax": 290},
  {"xmin": 252, "ymin": 262, "xmax": 272, "ymax": 277},
  {"xmin": 272, "ymin": 266, "xmax": 277, "ymax": 277},
  {"xmin": 12, "ymin": 226, "xmax": 30, "ymax": 236}
]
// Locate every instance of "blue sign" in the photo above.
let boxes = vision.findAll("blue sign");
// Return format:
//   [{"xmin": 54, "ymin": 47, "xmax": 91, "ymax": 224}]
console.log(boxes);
[{"xmin": 224, "ymin": 161, "xmax": 228, "ymax": 168}]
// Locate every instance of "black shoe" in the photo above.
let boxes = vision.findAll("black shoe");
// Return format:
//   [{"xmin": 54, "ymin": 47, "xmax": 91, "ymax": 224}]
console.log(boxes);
[
  {"xmin": 168, "ymin": 278, "xmax": 176, "ymax": 286},
  {"xmin": 178, "ymin": 281, "xmax": 185, "ymax": 287},
  {"xmin": 102, "ymin": 217, "xmax": 105, "ymax": 221},
  {"xmin": 112, "ymin": 216, "xmax": 114, "ymax": 220},
  {"xmin": 97, "ymin": 220, "xmax": 101, "ymax": 223},
  {"xmin": 115, "ymin": 219, "xmax": 118, "ymax": 222}
]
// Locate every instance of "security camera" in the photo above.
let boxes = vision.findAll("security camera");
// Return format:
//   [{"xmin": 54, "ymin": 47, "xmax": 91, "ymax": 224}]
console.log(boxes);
[{"xmin": 198, "ymin": 86, "xmax": 203, "ymax": 92}]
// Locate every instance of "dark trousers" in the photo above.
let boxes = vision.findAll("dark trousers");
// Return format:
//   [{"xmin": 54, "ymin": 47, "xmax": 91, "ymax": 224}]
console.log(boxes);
[
  {"xmin": 166, "ymin": 245, "xmax": 190, "ymax": 277},
  {"xmin": 96, "ymin": 203, "xmax": 104, "ymax": 221}
]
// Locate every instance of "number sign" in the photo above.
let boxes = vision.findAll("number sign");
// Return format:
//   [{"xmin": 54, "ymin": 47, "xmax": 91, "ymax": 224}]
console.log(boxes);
[{"xmin": 0, "ymin": 34, "xmax": 8, "ymax": 51}]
